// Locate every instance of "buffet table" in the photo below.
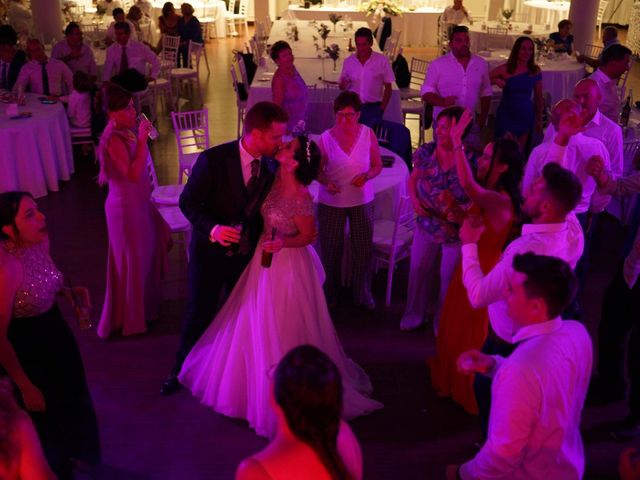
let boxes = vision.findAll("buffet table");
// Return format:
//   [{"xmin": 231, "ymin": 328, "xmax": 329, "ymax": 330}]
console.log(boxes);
[{"xmin": 0, "ymin": 93, "xmax": 74, "ymax": 198}]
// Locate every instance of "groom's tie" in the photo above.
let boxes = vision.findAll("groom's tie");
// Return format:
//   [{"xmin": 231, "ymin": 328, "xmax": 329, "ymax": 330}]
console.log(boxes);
[
  {"xmin": 240, "ymin": 158, "xmax": 262, "ymax": 255},
  {"xmin": 246, "ymin": 158, "xmax": 261, "ymax": 198}
]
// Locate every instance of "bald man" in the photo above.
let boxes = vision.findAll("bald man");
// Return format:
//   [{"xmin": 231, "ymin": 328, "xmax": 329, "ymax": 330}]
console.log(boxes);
[
  {"xmin": 543, "ymin": 79, "xmax": 623, "ymax": 179},
  {"xmin": 524, "ymin": 99, "xmax": 611, "ymax": 217}
]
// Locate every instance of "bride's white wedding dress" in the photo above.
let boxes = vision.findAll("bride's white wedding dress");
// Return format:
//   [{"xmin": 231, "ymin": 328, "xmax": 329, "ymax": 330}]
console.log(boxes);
[{"xmin": 178, "ymin": 183, "xmax": 383, "ymax": 438}]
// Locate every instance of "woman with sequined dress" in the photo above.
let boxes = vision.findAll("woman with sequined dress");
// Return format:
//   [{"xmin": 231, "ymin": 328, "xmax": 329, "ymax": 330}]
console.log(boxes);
[
  {"xmin": 179, "ymin": 136, "xmax": 383, "ymax": 438},
  {"xmin": 0, "ymin": 191, "xmax": 101, "ymax": 480}
]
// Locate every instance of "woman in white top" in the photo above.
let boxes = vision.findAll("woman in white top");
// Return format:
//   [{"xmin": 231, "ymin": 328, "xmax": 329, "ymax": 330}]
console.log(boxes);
[
  {"xmin": 317, "ymin": 91, "xmax": 382, "ymax": 309},
  {"xmin": 236, "ymin": 345, "xmax": 363, "ymax": 480}
]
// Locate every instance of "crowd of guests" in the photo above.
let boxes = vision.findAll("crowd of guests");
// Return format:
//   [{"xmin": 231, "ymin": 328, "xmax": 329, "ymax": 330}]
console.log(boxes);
[{"xmin": 1, "ymin": 5, "xmax": 640, "ymax": 478}]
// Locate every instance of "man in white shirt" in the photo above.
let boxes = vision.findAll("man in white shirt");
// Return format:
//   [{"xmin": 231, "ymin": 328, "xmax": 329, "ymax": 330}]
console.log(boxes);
[
  {"xmin": 104, "ymin": 7, "xmax": 138, "ymax": 46},
  {"xmin": 421, "ymin": 26, "xmax": 492, "ymax": 151},
  {"xmin": 442, "ymin": 0, "xmax": 471, "ymax": 27},
  {"xmin": 525, "ymin": 99, "xmax": 611, "ymax": 216},
  {"xmin": 102, "ymin": 21, "xmax": 160, "ymax": 83},
  {"xmin": 52, "ymin": 22, "xmax": 98, "ymax": 79},
  {"xmin": 589, "ymin": 43, "xmax": 632, "ymax": 123},
  {"xmin": 543, "ymin": 79, "xmax": 623, "ymax": 179},
  {"xmin": 461, "ymin": 162, "xmax": 584, "ymax": 437},
  {"xmin": 339, "ymin": 27, "xmax": 395, "ymax": 127},
  {"xmin": 14, "ymin": 39, "xmax": 73, "ymax": 97},
  {"xmin": 448, "ymin": 253, "xmax": 592, "ymax": 480}
]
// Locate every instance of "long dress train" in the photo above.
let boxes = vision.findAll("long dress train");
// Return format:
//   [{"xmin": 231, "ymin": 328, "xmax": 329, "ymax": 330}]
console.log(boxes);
[{"xmin": 179, "ymin": 185, "xmax": 383, "ymax": 438}]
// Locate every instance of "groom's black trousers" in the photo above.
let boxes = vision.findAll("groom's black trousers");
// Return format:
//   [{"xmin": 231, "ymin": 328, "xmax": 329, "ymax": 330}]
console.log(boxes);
[{"xmin": 171, "ymin": 240, "xmax": 252, "ymax": 377}]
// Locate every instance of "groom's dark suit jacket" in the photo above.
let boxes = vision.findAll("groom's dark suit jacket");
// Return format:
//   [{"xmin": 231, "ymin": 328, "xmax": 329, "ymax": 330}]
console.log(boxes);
[{"xmin": 179, "ymin": 139, "xmax": 275, "ymax": 255}]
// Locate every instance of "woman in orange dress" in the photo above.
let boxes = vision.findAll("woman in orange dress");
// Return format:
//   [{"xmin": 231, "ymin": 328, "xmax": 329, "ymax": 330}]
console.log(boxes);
[{"xmin": 428, "ymin": 109, "xmax": 523, "ymax": 414}]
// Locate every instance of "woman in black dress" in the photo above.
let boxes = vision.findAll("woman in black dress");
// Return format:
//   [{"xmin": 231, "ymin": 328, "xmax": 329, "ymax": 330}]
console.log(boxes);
[{"xmin": 0, "ymin": 191, "xmax": 101, "ymax": 479}]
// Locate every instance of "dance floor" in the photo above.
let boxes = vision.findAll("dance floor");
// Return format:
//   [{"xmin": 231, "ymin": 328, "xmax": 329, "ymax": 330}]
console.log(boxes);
[
  {"xmin": 32, "ymin": 31, "xmax": 639, "ymax": 480},
  {"xmin": 36, "ymin": 152, "xmax": 629, "ymax": 480}
]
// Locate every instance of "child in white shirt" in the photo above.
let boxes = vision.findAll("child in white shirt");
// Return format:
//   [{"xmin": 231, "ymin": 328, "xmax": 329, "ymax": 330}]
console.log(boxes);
[{"xmin": 64, "ymin": 70, "xmax": 92, "ymax": 128}]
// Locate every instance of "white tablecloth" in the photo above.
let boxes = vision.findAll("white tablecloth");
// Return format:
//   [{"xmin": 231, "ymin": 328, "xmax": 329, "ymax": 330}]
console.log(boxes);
[
  {"xmin": 521, "ymin": 0, "xmax": 570, "ymax": 29},
  {"xmin": 248, "ymin": 20, "xmax": 403, "ymax": 134},
  {"xmin": 287, "ymin": 6, "xmax": 441, "ymax": 46},
  {"xmin": 307, "ymin": 142, "xmax": 409, "ymax": 221},
  {"xmin": 152, "ymin": 0, "xmax": 227, "ymax": 38},
  {"xmin": 0, "ymin": 94, "xmax": 74, "ymax": 198},
  {"xmin": 468, "ymin": 21, "xmax": 553, "ymax": 52},
  {"xmin": 485, "ymin": 49, "xmax": 585, "ymax": 105}
]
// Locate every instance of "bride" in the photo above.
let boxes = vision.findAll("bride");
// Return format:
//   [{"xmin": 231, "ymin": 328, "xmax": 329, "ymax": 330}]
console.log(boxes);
[{"xmin": 178, "ymin": 135, "xmax": 383, "ymax": 438}]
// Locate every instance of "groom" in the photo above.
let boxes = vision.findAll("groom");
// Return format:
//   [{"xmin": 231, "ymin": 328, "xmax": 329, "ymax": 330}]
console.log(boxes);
[{"xmin": 161, "ymin": 102, "xmax": 289, "ymax": 395}]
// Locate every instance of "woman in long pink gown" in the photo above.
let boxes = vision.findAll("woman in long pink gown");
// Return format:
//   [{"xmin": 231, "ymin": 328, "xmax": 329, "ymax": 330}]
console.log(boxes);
[{"xmin": 97, "ymin": 84, "xmax": 170, "ymax": 338}]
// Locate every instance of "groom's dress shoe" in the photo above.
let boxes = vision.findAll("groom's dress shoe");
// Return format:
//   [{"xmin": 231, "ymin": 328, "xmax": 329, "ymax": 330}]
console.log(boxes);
[{"xmin": 160, "ymin": 376, "xmax": 182, "ymax": 395}]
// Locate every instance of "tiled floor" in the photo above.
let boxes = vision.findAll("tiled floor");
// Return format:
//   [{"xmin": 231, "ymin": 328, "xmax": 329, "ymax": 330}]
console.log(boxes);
[{"xmin": 33, "ymin": 27, "xmax": 638, "ymax": 479}]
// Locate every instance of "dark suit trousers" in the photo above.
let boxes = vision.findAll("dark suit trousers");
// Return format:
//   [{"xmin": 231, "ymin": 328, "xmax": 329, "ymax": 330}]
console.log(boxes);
[
  {"xmin": 473, "ymin": 329, "xmax": 516, "ymax": 439},
  {"xmin": 598, "ymin": 260, "xmax": 640, "ymax": 421},
  {"xmin": 172, "ymin": 240, "xmax": 252, "ymax": 376}
]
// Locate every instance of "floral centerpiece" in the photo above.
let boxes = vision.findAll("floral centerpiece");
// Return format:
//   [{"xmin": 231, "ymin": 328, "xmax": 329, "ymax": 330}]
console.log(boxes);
[
  {"xmin": 359, "ymin": 0, "xmax": 403, "ymax": 17},
  {"xmin": 533, "ymin": 37, "xmax": 548, "ymax": 63},
  {"xmin": 316, "ymin": 23, "xmax": 331, "ymax": 47},
  {"xmin": 500, "ymin": 8, "xmax": 514, "ymax": 25},
  {"xmin": 325, "ymin": 43, "xmax": 340, "ymax": 71},
  {"xmin": 328, "ymin": 13, "xmax": 342, "ymax": 32}
]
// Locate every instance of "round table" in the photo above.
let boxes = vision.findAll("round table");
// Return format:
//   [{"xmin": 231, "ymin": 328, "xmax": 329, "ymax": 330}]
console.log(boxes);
[
  {"xmin": 307, "ymin": 142, "xmax": 409, "ymax": 221},
  {"xmin": 484, "ymin": 49, "xmax": 585, "ymax": 105},
  {"xmin": 523, "ymin": 0, "xmax": 570, "ymax": 29},
  {"xmin": 468, "ymin": 21, "xmax": 552, "ymax": 52},
  {"xmin": 0, "ymin": 94, "xmax": 74, "ymax": 198}
]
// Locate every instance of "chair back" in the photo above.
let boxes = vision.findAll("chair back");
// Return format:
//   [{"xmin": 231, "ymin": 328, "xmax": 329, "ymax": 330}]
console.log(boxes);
[
  {"xmin": 228, "ymin": 0, "xmax": 236, "ymax": 14},
  {"xmin": 391, "ymin": 196, "xmax": 415, "ymax": 250},
  {"xmin": 171, "ymin": 108, "xmax": 210, "ymax": 156},
  {"xmin": 234, "ymin": 52, "xmax": 250, "ymax": 89},
  {"xmin": 485, "ymin": 27, "xmax": 508, "ymax": 50},
  {"xmin": 583, "ymin": 43, "xmax": 603, "ymax": 60},
  {"xmin": 409, "ymin": 57, "xmax": 429, "ymax": 91},
  {"xmin": 618, "ymin": 55, "xmax": 636, "ymax": 102},
  {"xmin": 623, "ymin": 140, "xmax": 640, "ymax": 175},
  {"xmin": 374, "ymin": 123, "xmax": 390, "ymax": 146},
  {"xmin": 597, "ymin": 0, "xmax": 609, "ymax": 26},
  {"xmin": 162, "ymin": 34, "xmax": 181, "ymax": 53},
  {"xmin": 230, "ymin": 65, "xmax": 244, "ymax": 105},
  {"xmin": 187, "ymin": 40, "xmax": 204, "ymax": 71},
  {"xmin": 238, "ymin": 0, "xmax": 248, "ymax": 16},
  {"xmin": 146, "ymin": 154, "xmax": 160, "ymax": 191},
  {"xmin": 264, "ymin": 15, "xmax": 272, "ymax": 35}
]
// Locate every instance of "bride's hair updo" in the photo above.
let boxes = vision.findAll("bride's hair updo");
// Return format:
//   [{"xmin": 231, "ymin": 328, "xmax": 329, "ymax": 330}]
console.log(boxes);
[
  {"xmin": 293, "ymin": 135, "xmax": 321, "ymax": 186},
  {"xmin": 274, "ymin": 345, "xmax": 352, "ymax": 480}
]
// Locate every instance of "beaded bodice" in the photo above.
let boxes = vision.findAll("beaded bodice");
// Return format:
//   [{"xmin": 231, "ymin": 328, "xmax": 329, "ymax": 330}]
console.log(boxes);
[
  {"xmin": 2, "ymin": 242, "xmax": 63, "ymax": 318},
  {"xmin": 261, "ymin": 184, "xmax": 314, "ymax": 237}
]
